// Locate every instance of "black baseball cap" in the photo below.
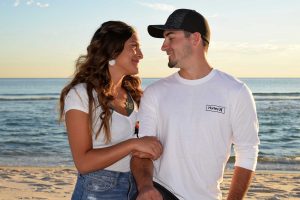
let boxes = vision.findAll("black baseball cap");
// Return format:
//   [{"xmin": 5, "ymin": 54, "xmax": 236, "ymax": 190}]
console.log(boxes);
[{"xmin": 148, "ymin": 9, "xmax": 210, "ymax": 44}]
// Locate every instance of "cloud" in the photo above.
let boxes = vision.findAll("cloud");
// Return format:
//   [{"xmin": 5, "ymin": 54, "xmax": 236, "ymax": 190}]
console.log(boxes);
[
  {"xmin": 36, "ymin": 2, "xmax": 49, "ymax": 8},
  {"xmin": 13, "ymin": 0, "xmax": 20, "ymax": 7},
  {"xmin": 26, "ymin": 0, "xmax": 34, "ymax": 5},
  {"xmin": 13, "ymin": 0, "xmax": 49, "ymax": 8},
  {"xmin": 207, "ymin": 14, "xmax": 219, "ymax": 19},
  {"xmin": 211, "ymin": 42, "xmax": 299, "ymax": 54},
  {"xmin": 287, "ymin": 44, "xmax": 300, "ymax": 50},
  {"xmin": 138, "ymin": 2, "xmax": 176, "ymax": 12}
]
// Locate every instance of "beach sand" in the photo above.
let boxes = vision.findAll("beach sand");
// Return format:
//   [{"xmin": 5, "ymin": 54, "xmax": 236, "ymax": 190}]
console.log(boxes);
[{"xmin": 0, "ymin": 166, "xmax": 300, "ymax": 200}]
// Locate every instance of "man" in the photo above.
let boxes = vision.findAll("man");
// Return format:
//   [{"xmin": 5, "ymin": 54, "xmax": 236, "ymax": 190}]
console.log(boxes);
[{"xmin": 131, "ymin": 9, "xmax": 260, "ymax": 200}]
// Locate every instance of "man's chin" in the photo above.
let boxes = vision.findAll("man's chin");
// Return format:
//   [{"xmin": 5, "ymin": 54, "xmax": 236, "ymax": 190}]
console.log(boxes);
[{"xmin": 168, "ymin": 61, "xmax": 177, "ymax": 68}]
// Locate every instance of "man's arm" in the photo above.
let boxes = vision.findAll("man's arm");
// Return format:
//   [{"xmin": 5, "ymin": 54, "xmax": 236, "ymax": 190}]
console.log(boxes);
[
  {"xmin": 228, "ymin": 85, "xmax": 259, "ymax": 199},
  {"xmin": 130, "ymin": 157, "xmax": 162, "ymax": 200},
  {"xmin": 227, "ymin": 166, "xmax": 254, "ymax": 200},
  {"xmin": 131, "ymin": 85, "xmax": 163, "ymax": 199}
]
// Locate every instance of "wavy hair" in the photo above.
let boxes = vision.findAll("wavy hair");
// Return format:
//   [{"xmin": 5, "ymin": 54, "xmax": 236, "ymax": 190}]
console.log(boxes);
[{"xmin": 59, "ymin": 21, "xmax": 142, "ymax": 143}]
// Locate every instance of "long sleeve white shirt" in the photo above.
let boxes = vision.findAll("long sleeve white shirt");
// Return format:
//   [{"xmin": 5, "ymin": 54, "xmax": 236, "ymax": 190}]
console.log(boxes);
[{"xmin": 137, "ymin": 69, "xmax": 259, "ymax": 200}]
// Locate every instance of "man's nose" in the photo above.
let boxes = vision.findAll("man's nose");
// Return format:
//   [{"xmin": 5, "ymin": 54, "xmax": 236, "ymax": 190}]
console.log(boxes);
[{"xmin": 161, "ymin": 39, "xmax": 168, "ymax": 51}]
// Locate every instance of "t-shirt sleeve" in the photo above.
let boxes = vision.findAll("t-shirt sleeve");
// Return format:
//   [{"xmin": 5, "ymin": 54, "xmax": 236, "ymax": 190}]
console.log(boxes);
[
  {"xmin": 231, "ymin": 84, "xmax": 260, "ymax": 171},
  {"xmin": 137, "ymin": 87, "xmax": 158, "ymax": 137},
  {"xmin": 64, "ymin": 84, "xmax": 89, "ymax": 114}
]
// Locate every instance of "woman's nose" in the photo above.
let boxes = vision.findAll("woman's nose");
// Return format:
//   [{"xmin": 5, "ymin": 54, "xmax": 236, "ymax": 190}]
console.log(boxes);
[{"xmin": 136, "ymin": 47, "xmax": 143, "ymax": 59}]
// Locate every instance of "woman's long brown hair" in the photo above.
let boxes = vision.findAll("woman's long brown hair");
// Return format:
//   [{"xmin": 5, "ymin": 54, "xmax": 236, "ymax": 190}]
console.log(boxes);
[{"xmin": 59, "ymin": 21, "xmax": 142, "ymax": 143}]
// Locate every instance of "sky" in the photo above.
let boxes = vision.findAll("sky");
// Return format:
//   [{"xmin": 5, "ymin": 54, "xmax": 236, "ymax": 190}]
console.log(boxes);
[{"xmin": 0, "ymin": 0, "xmax": 300, "ymax": 78}]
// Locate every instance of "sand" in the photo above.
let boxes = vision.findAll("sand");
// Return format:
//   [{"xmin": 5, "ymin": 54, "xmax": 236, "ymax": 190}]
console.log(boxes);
[
  {"xmin": 0, "ymin": 166, "xmax": 300, "ymax": 200},
  {"xmin": 222, "ymin": 171, "xmax": 300, "ymax": 200}
]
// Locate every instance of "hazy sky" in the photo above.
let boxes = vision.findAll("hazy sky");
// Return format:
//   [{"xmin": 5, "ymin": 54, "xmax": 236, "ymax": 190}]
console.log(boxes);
[{"xmin": 1, "ymin": 0, "xmax": 300, "ymax": 78}]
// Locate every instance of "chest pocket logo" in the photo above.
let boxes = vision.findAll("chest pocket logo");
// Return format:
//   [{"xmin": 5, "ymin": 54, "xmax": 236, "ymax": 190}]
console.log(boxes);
[{"xmin": 206, "ymin": 105, "xmax": 225, "ymax": 114}]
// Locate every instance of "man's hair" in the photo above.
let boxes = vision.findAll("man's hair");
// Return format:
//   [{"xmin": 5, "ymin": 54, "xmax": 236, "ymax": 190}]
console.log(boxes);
[{"xmin": 183, "ymin": 31, "xmax": 209, "ymax": 47}]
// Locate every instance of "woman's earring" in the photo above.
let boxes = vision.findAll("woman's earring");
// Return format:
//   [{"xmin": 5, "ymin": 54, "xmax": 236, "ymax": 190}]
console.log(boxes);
[{"xmin": 109, "ymin": 59, "xmax": 116, "ymax": 66}]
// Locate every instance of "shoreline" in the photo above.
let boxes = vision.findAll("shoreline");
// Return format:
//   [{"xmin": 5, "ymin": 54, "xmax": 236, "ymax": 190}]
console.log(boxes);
[{"xmin": 0, "ymin": 166, "xmax": 300, "ymax": 200}]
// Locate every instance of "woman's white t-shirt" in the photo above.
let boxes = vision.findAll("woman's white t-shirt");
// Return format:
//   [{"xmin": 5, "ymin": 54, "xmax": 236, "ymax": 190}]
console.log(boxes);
[{"xmin": 64, "ymin": 83, "xmax": 138, "ymax": 172}]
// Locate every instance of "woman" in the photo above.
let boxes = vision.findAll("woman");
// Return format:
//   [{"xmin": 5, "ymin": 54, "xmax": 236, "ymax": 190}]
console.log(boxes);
[{"xmin": 59, "ymin": 21, "xmax": 162, "ymax": 200}]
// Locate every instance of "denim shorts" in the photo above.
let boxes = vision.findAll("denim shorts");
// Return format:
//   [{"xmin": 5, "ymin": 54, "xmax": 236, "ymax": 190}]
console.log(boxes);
[{"xmin": 71, "ymin": 169, "xmax": 137, "ymax": 200}]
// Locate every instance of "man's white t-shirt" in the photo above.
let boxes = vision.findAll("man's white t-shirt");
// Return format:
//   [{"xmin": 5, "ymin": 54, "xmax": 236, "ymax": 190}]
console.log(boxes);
[
  {"xmin": 64, "ymin": 83, "xmax": 138, "ymax": 172},
  {"xmin": 137, "ymin": 69, "xmax": 260, "ymax": 200}
]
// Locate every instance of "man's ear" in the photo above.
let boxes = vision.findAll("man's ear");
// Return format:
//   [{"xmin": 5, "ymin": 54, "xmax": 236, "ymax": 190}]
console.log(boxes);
[{"xmin": 191, "ymin": 32, "xmax": 201, "ymax": 46}]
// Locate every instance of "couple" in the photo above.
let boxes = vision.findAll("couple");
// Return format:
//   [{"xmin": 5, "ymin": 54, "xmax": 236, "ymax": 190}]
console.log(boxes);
[{"xmin": 59, "ymin": 9, "xmax": 259, "ymax": 200}]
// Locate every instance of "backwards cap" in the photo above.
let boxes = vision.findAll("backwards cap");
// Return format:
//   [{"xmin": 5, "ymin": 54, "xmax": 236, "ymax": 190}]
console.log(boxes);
[{"xmin": 148, "ymin": 9, "xmax": 210, "ymax": 44}]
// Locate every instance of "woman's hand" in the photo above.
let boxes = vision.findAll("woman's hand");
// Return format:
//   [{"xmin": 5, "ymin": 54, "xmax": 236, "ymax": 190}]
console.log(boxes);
[{"xmin": 131, "ymin": 136, "xmax": 163, "ymax": 160}]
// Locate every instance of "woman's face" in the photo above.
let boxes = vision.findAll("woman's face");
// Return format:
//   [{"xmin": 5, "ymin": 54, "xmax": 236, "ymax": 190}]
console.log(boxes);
[{"xmin": 114, "ymin": 32, "xmax": 143, "ymax": 75}]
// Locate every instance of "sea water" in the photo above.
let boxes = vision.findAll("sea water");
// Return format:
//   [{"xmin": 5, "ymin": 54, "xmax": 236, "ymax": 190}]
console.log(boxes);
[{"xmin": 0, "ymin": 78, "xmax": 299, "ymax": 170}]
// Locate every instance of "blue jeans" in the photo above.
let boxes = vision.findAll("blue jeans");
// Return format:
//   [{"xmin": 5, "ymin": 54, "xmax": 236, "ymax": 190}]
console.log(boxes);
[{"xmin": 71, "ymin": 170, "xmax": 137, "ymax": 200}]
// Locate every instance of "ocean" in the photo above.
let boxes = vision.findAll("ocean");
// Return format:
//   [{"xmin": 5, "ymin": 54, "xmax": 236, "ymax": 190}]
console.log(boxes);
[{"xmin": 0, "ymin": 78, "xmax": 299, "ymax": 171}]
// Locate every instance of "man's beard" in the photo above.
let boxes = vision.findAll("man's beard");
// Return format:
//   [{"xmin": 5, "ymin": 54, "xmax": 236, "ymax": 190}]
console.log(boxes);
[
  {"xmin": 167, "ymin": 44, "xmax": 192, "ymax": 68},
  {"xmin": 168, "ymin": 59, "xmax": 177, "ymax": 68}
]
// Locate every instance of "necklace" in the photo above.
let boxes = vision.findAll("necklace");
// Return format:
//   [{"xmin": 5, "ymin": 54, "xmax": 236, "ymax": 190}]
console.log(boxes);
[
  {"xmin": 125, "ymin": 92, "xmax": 134, "ymax": 115},
  {"xmin": 110, "ymin": 88, "xmax": 134, "ymax": 116}
]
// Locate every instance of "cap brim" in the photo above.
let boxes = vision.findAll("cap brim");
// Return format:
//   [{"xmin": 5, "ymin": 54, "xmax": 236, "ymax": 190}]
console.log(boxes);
[{"xmin": 148, "ymin": 25, "xmax": 171, "ymax": 38}]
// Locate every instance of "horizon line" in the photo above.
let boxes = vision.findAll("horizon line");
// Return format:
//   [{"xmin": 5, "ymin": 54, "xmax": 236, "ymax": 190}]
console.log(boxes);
[{"xmin": 0, "ymin": 77, "xmax": 300, "ymax": 79}]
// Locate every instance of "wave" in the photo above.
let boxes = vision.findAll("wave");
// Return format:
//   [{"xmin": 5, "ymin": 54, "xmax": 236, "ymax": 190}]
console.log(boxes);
[
  {"xmin": 257, "ymin": 156, "xmax": 300, "ymax": 164},
  {"xmin": 253, "ymin": 92, "xmax": 300, "ymax": 101},
  {"xmin": 228, "ymin": 155, "xmax": 300, "ymax": 165},
  {"xmin": 0, "ymin": 93, "xmax": 60, "ymax": 96},
  {"xmin": 0, "ymin": 97, "xmax": 58, "ymax": 101},
  {"xmin": 0, "ymin": 93, "xmax": 59, "ymax": 101},
  {"xmin": 1, "ymin": 92, "xmax": 300, "ymax": 101},
  {"xmin": 2, "ymin": 92, "xmax": 299, "ymax": 96},
  {"xmin": 253, "ymin": 92, "xmax": 300, "ymax": 96}
]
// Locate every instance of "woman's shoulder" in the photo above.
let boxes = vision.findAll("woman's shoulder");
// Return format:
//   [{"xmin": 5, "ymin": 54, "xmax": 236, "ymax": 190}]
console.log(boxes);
[
  {"xmin": 72, "ymin": 83, "xmax": 87, "ymax": 92},
  {"xmin": 66, "ymin": 83, "xmax": 88, "ymax": 100},
  {"xmin": 64, "ymin": 83, "xmax": 89, "ymax": 113}
]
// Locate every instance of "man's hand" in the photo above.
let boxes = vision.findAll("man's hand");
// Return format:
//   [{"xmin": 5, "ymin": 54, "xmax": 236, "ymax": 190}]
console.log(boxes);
[
  {"xmin": 137, "ymin": 185, "xmax": 163, "ymax": 200},
  {"xmin": 131, "ymin": 157, "xmax": 161, "ymax": 200}
]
